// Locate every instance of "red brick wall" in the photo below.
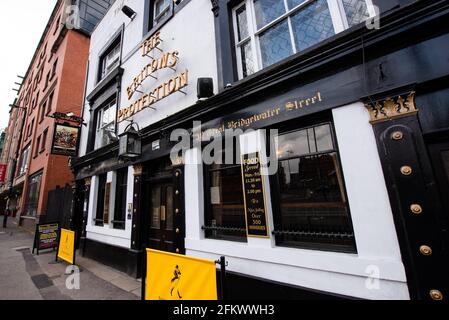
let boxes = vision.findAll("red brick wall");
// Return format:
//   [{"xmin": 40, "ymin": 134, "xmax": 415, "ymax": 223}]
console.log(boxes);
[{"xmin": 17, "ymin": 26, "xmax": 90, "ymax": 218}]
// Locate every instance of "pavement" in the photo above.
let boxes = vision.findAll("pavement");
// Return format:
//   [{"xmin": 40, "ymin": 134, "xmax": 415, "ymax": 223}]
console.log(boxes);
[{"xmin": 0, "ymin": 218, "xmax": 141, "ymax": 300}]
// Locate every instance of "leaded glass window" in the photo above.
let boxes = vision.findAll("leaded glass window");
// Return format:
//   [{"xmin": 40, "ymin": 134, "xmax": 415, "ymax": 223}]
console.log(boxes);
[{"xmin": 233, "ymin": 0, "xmax": 374, "ymax": 79}]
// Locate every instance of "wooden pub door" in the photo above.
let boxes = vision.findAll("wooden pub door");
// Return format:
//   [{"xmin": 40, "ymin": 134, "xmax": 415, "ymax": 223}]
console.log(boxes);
[{"xmin": 144, "ymin": 158, "xmax": 185, "ymax": 254}]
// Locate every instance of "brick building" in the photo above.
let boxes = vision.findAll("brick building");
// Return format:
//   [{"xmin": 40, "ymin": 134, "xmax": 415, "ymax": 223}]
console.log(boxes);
[{"xmin": 0, "ymin": 0, "xmax": 115, "ymax": 230}]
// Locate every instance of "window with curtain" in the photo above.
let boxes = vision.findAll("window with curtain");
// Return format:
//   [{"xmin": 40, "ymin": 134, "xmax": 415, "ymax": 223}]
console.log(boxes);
[
  {"xmin": 94, "ymin": 99, "xmax": 117, "ymax": 150},
  {"xmin": 233, "ymin": 0, "xmax": 374, "ymax": 78},
  {"xmin": 273, "ymin": 122, "xmax": 356, "ymax": 252}
]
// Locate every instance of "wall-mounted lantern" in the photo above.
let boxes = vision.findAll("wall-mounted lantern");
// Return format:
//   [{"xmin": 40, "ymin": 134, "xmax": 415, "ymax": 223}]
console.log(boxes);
[{"xmin": 119, "ymin": 122, "xmax": 142, "ymax": 160}]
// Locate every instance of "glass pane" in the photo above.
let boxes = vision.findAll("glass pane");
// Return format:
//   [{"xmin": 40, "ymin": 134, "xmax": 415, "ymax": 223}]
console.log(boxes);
[
  {"xmin": 259, "ymin": 20, "xmax": 293, "ymax": 68},
  {"xmin": 287, "ymin": 0, "xmax": 306, "ymax": 9},
  {"xmin": 207, "ymin": 165, "xmax": 246, "ymax": 242},
  {"xmin": 342, "ymin": 0, "xmax": 370, "ymax": 27},
  {"xmin": 315, "ymin": 124, "xmax": 334, "ymax": 152},
  {"xmin": 240, "ymin": 41, "xmax": 255, "ymax": 78},
  {"xmin": 276, "ymin": 129, "xmax": 310, "ymax": 159},
  {"xmin": 151, "ymin": 186, "xmax": 161, "ymax": 229},
  {"xmin": 307, "ymin": 128, "xmax": 317, "ymax": 153},
  {"xmin": 165, "ymin": 186, "xmax": 174, "ymax": 231},
  {"xmin": 236, "ymin": 5, "xmax": 249, "ymax": 41},
  {"xmin": 254, "ymin": 0, "xmax": 286, "ymax": 29},
  {"xmin": 277, "ymin": 153, "xmax": 355, "ymax": 250},
  {"xmin": 155, "ymin": 0, "xmax": 170, "ymax": 17},
  {"xmin": 276, "ymin": 124, "xmax": 334, "ymax": 159},
  {"xmin": 291, "ymin": 0, "xmax": 335, "ymax": 52}
]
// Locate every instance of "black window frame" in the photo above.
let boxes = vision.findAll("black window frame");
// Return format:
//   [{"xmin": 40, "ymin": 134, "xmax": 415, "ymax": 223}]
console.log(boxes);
[
  {"xmin": 34, "ymin": 135, "xmax": 41, "ymax": 158},
  {"xmin": 267, "ymin": 113, "xmax": 357, "ymax": 254},
  {"xmin": 143, "ymin": 0, "xmax": 191, "ymax": 37},
  {"xmin": 113, "ymin": 167, "xmax": 128, "ymax": 230},
  {"xmin": 41, "ymin": 128, "xmax": 48, "ymax": 153},
  {"xmin": 203, "ymin": 136, "xmax": 247, "ymax": 243},
  {"xmin": 95, "ymin": 173, "xmax": 107, "ymax": 227},
  {"xmin": 46, "ymin": 91, "xmax": 54, "ymax": 115}
]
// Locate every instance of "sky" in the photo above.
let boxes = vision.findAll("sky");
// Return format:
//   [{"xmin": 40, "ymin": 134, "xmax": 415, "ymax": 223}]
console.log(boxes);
[{"xmin": 0, "ymin": 0, "xmax": 58, "ymax": 130}]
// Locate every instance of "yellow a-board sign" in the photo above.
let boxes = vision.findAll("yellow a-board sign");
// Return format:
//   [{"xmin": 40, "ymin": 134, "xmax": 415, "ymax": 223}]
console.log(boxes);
[
  {"xmin": 145, "ymin": 249, "xmax": 218, "ymax": 301},
  {"xmin": 57, "ymin": 229, "xmax": 76, "ymax": 265}
]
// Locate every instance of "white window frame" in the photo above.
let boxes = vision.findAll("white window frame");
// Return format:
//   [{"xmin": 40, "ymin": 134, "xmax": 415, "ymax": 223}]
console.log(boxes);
[
  {"xmin": 95, "ymin": 99, "xmax": 117, "ymax": 150},
  {"xmin": 232, "ymin": 0, "xmax": 375, "ymax": 79},
  {"xmin": 154, "ymin": 0, "xmax": 171, "ymax": 24},
  {"xmin": 101, "ymin": 43, "xmax": 121, "ymax": 79}
]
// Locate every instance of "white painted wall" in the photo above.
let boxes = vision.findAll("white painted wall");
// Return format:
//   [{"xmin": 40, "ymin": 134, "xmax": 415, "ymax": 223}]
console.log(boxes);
[
  {"xmin": 79, "ymin": 0, "xmax": 218, "ymax": 156},
  {"xmin": 185, "ymin": 102, "xmax": 410, "ymax": 300},
  {"xmin": 81, "ymin": 0, "xmax": 217, "ymax": 248}
]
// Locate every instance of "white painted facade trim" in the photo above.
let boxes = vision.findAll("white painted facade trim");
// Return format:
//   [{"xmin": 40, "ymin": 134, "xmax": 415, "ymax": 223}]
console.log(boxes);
[{"xmin": 86, "ymin": 166, "xmax": 134, "ymax": 249}]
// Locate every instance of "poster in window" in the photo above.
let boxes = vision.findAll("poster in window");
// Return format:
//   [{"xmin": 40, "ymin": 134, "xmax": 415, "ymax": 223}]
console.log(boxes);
[
  {"xmin": 241, "ymin": 152, "xmax": 270, "ymax": 238},
  {"xmin": 51, "ymin": 123, "xmax": 80, "ymax": 156}
]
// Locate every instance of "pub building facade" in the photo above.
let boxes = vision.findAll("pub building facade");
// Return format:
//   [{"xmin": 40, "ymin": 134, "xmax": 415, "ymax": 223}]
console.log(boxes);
[{"xmin": 72, "ymin": 0, "xmax": 449, "ymax": 300}]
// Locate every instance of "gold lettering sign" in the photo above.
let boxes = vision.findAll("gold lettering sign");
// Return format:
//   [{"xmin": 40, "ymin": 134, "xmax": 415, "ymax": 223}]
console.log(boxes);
[
  {"xmin": 142, "ymin": 31, "xmax": 162, "ymax": 57},
  {"xmin": 119, "ymin": 31, "xmax": 190, "ymax": 122},
  {"xmin": 118, "ymin": 70, "xmax": 189, "ymax": 123},
  {"xmin": 127, "ymin": 51, "xmax": 180, "ymax": 99}
]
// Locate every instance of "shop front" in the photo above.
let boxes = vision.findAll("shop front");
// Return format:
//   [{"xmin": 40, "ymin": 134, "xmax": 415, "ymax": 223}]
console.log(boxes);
[{"xmin": 72, "ymin": 0, "xmax": 449, "ymax": 300}]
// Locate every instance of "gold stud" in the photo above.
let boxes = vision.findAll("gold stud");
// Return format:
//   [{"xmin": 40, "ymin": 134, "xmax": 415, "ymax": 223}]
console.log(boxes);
[
  {"xmin": 175, "ymin": 171, "xmax": 180, "ymax": 177},
  {"xmin": 175, "ymin": 190, "xmax": 180, "ymax": 195},
  {"xmin": 419, "ymin": 245, "xmax": 432, "ymax": 256},
  {"xmin": 176, "ymin": 248, "xmax": 180, "ymax": 253},
  {"xmin": 175, "ymin": 209, "xmax": 180, "ymax": 214},
  {"xmin": 176, "ymin": 228, "xmax": 180, "ymax": 234},
  {"xmin": 410, "ymin": 204, "xmax": 423, "ymax": 215},
  {"xmin": 430, "ymin": 290, "xmax": 443, "ymax": 300},
  {"xmin": 391, "ymin": 131, "xmax": 404, "ymax": 141},
  {"xmin": 401, "ymin": 166, "xmax": 412, "ymax": 176}
]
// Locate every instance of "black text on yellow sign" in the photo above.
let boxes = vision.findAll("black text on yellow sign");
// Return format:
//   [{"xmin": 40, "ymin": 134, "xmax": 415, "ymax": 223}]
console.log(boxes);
[
  {"xmin": 145, "ymin": 249, "xmax": 218, "ymax": 301},
  {"xmin": 57, "ymin": 229, "xmax": 76, "ymax": 265}
]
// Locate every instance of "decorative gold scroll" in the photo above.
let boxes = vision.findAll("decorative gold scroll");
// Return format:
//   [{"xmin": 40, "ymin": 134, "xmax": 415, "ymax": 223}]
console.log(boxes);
[{"xmin": 365, "ymin": 91, "xmax": 417, "ymax": 124}]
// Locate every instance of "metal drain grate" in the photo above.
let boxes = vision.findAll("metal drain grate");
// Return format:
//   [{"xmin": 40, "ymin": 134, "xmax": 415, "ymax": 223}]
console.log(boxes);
[{"xmin": 31, "ymin": 274, "xmax": 53, "ymax": 289}]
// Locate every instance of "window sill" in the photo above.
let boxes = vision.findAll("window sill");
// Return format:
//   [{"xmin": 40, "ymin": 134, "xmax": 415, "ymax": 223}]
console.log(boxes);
[{"xmin": 185, "ymin": 238, "xmax": 405, "ymax": 282}]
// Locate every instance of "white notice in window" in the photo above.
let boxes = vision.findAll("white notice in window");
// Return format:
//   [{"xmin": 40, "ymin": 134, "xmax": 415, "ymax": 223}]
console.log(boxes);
[{"xmin": 210, "ymin": 187, "xmax": 221, "ymax": 205}]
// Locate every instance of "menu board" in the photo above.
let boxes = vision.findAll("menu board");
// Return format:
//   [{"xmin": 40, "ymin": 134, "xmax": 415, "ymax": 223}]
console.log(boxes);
[
  {"xmin": 241, "ymin": 153, "xmax": 269, "ymax": 238},
  {"xmin": 33, "ymin": 222, "xmax": 59, "ymax": 255}
]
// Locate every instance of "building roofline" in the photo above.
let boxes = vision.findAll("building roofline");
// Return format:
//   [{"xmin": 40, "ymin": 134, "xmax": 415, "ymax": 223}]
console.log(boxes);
[{"xmin": 18, "ymin": 0, "xmax": 63, "ymax": 97}]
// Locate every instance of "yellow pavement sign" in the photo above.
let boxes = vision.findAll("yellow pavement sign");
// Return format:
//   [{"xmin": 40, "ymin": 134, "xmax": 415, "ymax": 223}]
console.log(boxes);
[
  {"xmin": 57, "ymin": 229, "xmax": 75, "ymax": 265},
  {"xmin": 145, "ymin": 249, "xmax": 218, "ymax": 301}
]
